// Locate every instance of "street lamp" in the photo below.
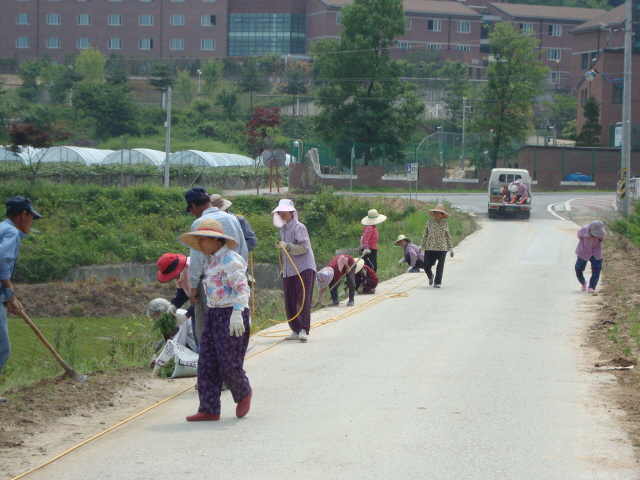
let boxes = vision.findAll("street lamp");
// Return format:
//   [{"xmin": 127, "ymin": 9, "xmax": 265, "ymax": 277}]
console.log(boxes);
[
  {"xmin": 197, "ymin": 69, "xmax": 202, "ymax": 98},
  {"xmin": 584, "ymin": 68, "xmax": 623, "ymax": 86},
  {"xmin": 293, "ymin": 139, "xmax": 303, "ymax": 163},
  {"xmin": 461, "ymin": 97, "xmax": 468, "ymax": 172}
]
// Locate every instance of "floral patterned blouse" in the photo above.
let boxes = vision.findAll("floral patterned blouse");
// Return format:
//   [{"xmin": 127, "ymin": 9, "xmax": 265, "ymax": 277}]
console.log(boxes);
[
  {"xmin": 420, "ymin": 218, "xmax": 453, "ymax": 252},
  {"xmin": 202, "ymin": 245, "xmax": 250, "ymax": 311}
]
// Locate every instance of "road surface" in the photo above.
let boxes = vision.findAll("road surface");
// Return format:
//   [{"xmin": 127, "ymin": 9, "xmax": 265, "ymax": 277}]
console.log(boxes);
[{"xmin": 21, "ymin": 207, "xmax": 638, "ymax": 479}]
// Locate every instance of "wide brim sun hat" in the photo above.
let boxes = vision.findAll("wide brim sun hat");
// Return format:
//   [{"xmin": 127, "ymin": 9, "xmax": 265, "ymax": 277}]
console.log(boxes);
[
  {"xmin": 361, "ymin": 209, "xmax": 387, "ymax": 226},
  {"xmin": 156, "ymin": 253, "xmax": 188, "ymax": 283},
  {"xmin": 178, "ymin": 219, "xmax": 239, "ymax": 251},
  {"xmin": 210, "ymin": 194, "xmax": 232, "ymax": 211},
  {"xmin": 589, "ymin": 220, "xmax": 606, "ymax": 237},
  {"xmin": 354, "ymin": 258, "xmax": 365, "ymax": 274},
  {"xmin": 271, "ymin": 198, "xmax": 299, "ymax": 228},
  {"xmin": 393, "ymin": 234, "xmax": 412, "ymax": 246},
  {"xmin": 316, "ymin": 266, "xmax": 334, "ymax": 289},
  {"xmin": 427, "ymin": 204, "xmax": 450, "ymax": 219}
]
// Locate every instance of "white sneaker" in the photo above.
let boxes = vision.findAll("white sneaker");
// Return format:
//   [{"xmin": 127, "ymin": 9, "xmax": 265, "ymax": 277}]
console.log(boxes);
[
  {"xmin": 285, "ymin": 331, "xmax": 299, "ymax": 340},
  {"xmin": 299, "ymin": 330, "xmax": 308, "ymax": 342}
]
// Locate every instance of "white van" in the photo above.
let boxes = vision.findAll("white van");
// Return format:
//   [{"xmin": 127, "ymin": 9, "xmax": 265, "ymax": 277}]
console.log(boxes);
[{"xmin": 487, "ymin": 168, "xmax": 532, "ymax": 219}]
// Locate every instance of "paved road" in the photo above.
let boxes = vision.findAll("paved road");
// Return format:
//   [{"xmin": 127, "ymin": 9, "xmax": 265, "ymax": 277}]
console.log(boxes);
[{"xmin": 23, "ymin": 214, "xmax": 638, "ymax": 479}]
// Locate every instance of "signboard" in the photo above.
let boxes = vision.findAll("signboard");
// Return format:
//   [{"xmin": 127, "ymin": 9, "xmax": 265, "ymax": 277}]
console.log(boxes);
[{"xmin": 407, "ymin": 163, "xmax": 418, "ymax": 182}]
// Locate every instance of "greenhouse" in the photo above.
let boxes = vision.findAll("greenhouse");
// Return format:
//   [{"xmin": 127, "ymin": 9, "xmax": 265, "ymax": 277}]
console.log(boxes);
[
  {"xmin": 39, "ymin": 147, "xmax": 114, "ymax": 166},
  {"xmin": 0, "ymin": 146, "xmax": 45, "ymax": 163},
  {"xmin": 102, "ymin": 149, "xmax": 166, "ymax": 167},
  {"xmin": 169, "ymin": 150, "xmax": 254, "ymax": 168}
]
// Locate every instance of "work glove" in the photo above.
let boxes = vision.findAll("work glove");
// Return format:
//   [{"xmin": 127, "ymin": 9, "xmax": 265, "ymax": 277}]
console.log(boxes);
[
  {"xmin": 275, "ymin": 241, "xmax": 286, "ymax": 249},
  {"xmin": 398, "ymin": 258, "xmax": 405, "ymax": 266},
  {"xmin": 167, "ymin": 304, "xmax": 177, "ymax": 316},
  {"xmin": 362, "ymin": 248, "xmax": 371, "ymax": 256},
  {"xmin": 449, "ymin": 249, "xmax": 455, "ymax": 258},
  {"xmin": 229, "ymin": 310, "xmax": 245, "ymax": 337}
]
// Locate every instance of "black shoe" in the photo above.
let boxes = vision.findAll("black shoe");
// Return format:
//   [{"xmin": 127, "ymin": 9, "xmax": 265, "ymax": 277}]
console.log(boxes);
[
  {"xmin": 409, "ymin": 268, "xmax": 421, "ymax": 273},
  {"xmin": 428, "ymin": 276, "xmax": 434, "ymax": 286}
]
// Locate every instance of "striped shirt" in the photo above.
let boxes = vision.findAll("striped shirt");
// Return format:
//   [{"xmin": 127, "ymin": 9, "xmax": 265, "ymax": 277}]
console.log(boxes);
[
  {"xmin": 361, "ymin": 225, "xmax": 379, "ymax": 249},
  {"xmin": 279, "ymin": 218, "xmax": 316, "ymax": 277}
]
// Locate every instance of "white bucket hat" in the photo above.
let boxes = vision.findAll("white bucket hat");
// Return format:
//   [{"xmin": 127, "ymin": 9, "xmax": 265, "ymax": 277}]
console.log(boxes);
[
  {"xmin": 271, "ymin": 199, "xmax": 298, "ymax": 228},
  {"xmin": 361, "ymin": 209, "xmax": 387, "ymax": 226}
]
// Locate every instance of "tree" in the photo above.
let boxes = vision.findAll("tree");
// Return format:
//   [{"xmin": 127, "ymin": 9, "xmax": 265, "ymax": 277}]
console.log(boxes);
[
  {"xmin": 6, "ymin": 123, "xmax": 52, "ymax": 183},
  {"xmin": 439, "ymin": 60, "xmax": 471, "ymax": 126},
  {"xmin": 237, "ymin": 57, "xmax": 270, "ymax": 112},
  {"xmin": 575, "ymin": 96, "xmax": 602, "ymax": 147},
  {"xmin": 149, "ymin": 63, "xmax": 177, "ymax": 92},
  {"xmin": 72, "ymin": 81, "xmax": 140, "ymax": 138},
  {"xmin": 74, "ymin": 48, "xmax": 107, "ymax": 83},
  {"xmin": 176, "ymin": 70, "xmax": 196, "ymax": 107},
  {"xmin": 311, "ymin": 0, "xmax": 424, "ymax": 166},
  {"xmin": 200, "ymin": 58, "xmax": 224, "ymax": 96},
  {"xmin": 469, "ymin": 22, "xmax": 549, "ymax": 167},
  {"xmin": 244, "ymin": 106, "xmax": 282, "ymax": 157},
  {"xmin": 18, "ymin": 59, "xmax": 46, "ymax": 102},
  {"xmin": 215, "ymin": 89, "xmax": 240, "ymax": 121},
  {"xmin": 105, "ymin": 54, "xmax": 128, "ymax": 85},
  {"xmin": 542, "ymin": 93, "xmax": 577, "ymax": 136},
  {"xmin": 41, "ymin": 64, "xmax": 84, "ymax": 104},
  {"xmin": 281, "ymin": 61, "xmax": 311, "ymax": 117}
]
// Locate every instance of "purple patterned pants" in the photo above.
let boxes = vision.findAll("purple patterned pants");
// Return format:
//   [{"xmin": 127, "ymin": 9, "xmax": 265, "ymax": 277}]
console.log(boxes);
[
  {"xmin": 197, "ymin": 307, "xmax": 251, "ymax": 415},
  {"xmin": 282, "ymin": 269, "xmax": 315, "ymax": 335}
]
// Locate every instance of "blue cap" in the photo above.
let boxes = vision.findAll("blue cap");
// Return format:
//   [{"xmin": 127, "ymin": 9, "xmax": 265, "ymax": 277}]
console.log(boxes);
[
  {"xmin": 6, "ymin": 196, "xmax": 42, "ymax": 219},
  {"xmin": 184, "ymin": 187, "xmax": 209, "ymax": 213}
]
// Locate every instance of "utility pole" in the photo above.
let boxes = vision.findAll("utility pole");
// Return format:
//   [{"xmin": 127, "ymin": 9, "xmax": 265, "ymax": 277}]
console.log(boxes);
[
  {"xmin": 164, "ymin": 87, "xmax": 172, "ymax": 188},
  {"xmin": 620, "ymin": 0, "xmax": 632, "ymax": 216},
  {"xmin": 461, "ymin": 97, "xmax": 467, "ymax": 173}
]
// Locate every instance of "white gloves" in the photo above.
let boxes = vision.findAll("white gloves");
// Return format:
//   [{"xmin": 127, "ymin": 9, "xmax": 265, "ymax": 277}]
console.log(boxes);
[
  {"xmin": 229, "ymin": 310, "xmax": 245, "ymax": 337},
  {"xmin": 362, "ymin": 248, "xmax": 371, "ymax": 256},
  {"xmin": 398, "ymin": 258, "xmax": 405, "ymax": 266},
  {"xmin": 167, "ymin": 304, "xmax": 177, "ymax": 316}
]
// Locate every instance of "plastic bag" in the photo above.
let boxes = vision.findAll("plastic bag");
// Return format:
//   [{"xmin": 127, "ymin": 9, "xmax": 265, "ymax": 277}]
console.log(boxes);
[{"xmin": 153, "ymin": 340, "xmax": 199, "ymax": 378}]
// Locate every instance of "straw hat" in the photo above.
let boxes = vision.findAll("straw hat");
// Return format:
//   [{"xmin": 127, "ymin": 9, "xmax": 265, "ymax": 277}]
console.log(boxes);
[
  {"xmin": 178, "ymin": 219, "xmax": 239, "ymax": 251},
  {"xmin": 354, "ymin": 258, "xmax": 366, "ymax": 274},
  {"xmin": 427, "ymin": 204, "xmax": 450, "ymax": 219},
  {"xmin": 210, "ymin": 194, "xmax": 232, "ymax": 211},
  {"xmin": 393, "ymin": 234, "xmax": 412, "ymax": 246},
  {"xmin": 316, "ymin": 266, "xmax": 334, "ymax": 289},
  {"xmin": 271, "ymin": 199, "xmax": 298, "ymax": 228},
  {"xmin": 361, "ymin": 209, "xmax": 387, "ymax": 226},
  {"xmin": 156, "ymin": 253, "xmax": 187, "ymax": 283}
]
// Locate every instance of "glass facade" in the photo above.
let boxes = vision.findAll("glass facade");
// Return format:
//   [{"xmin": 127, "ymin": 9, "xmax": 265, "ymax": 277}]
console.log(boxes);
[{"xmin": 228, "ymin": 13, "xmax": 306, "ymax": 56}]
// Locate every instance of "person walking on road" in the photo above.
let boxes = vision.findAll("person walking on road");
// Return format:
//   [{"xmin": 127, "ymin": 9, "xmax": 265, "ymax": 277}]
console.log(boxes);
[
  {"xmin": 420, "ymin": 204, "xmax": 454, "ymax": 288},
  {"xmin": 0, "ymin": 196, "xmax": 42, "ymax": 403},
  {"xmin": 575, "ymin": 220, "xmax": 606, "ymax": 294},
  {"xmin": 273, "ymin": 199, "xmax": 316, "ymax": 343},
  {"xmin": 394, "ymin": 234, "xmax": 425, "ymax": 273},
  {"xmin": 178, "ymin": 219, "xmax": 252, "ymax": 421},
  {"xmin": 360, "ymin": 209, "xmax": 386, "ymax": 272}
]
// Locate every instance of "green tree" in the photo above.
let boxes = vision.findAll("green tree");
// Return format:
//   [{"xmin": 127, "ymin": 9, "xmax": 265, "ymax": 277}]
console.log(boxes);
[
  {"xmin": 469, "ymin": 22, "xmax": 549, "ymax": 167},
  {"xmin": 74, "ymin": 48, "xmax": 107, "ymax": 83},
  {"xmin": 18, "ymin": 59, "xmax": 46, "ymax": 102},
  {"xmin": 41, "ymin": 64, "xmax": 84, "ymax": 104},
  {"xmin": 176, "ymin": 70, "xmax": 196, "ymax": 107},
  {"xmin": 105, "ymin": 54, "xmax": 128, "ymax": 85},
  {"xmin": 200, "ymin": 58, "xmax": 224, "ymax": 96},
  {"xmin": 237, "ymin": 57, "xmax": 270, "ymax": 112},
  {"xmin": 542, "ymin": 93, "xmax": 578, "ymax": 137},
  {"xmin": 575, "ymin": 96, "xmax": 602, "ymax": 147},
  {"xmin": 149, "ymin": 63, "xmax": 177, "ymax": 92},
  {"xmin": 215, "ymin": 89, "xmax": 240, "ymax": 121},
  {"xmin": 311, "ymin": 0, "xmax": 424, "ymax": 165},
  {"xmin": 439, "ymin": 60, "xmax": 471, "ymax": 125},
  {"xmin": 72, "ymin": 81, "xmax": 140, "ymax": 138},
  {"xmin": 281, "ymin": 62, "xmax": 311, "ymax": 117}
]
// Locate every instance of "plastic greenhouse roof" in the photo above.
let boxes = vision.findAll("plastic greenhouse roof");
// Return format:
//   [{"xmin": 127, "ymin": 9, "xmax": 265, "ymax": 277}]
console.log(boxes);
[
  {"xmin": 39, "ymin": 146, "xmax": 114, "ymax": 165},
  {"xmin": 169, "ymin": 150, "xmax": 254, "ymax": 167},
  {"xmin": 0, "ymin": 146, "xmax": 45, "ymax": 163},
  {"xmin": 102, "ymin": 149, "xmax": 166, "ymax": 167}
]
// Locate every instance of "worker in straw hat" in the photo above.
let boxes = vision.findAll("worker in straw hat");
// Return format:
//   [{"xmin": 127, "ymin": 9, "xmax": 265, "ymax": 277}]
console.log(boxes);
[
  {"xmin": 393, "ymin": 234, "xmax": 425, "ymax": 273},
  {"xmin": 360, "ymin": 208, "xmax": 387, "ymax": 272},
  {"xmin": 419, "ymin": 204, "xmax": 454, "ymax": 288},
  {"xmin": 177, "ymin": 219, "xmax": 252, "ymax": 421},
  {"xmin": 354, "ymin": 258, "xmax": 378, "ymax": 295},
  {"xmin": 314, "ymin": 253, "xmax": 360, "ymax": 307}
]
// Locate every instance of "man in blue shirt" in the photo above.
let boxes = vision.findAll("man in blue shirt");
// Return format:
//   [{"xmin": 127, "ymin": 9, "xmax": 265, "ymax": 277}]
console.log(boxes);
[{"xmin": 0, "ymin": 196, "xmax": 42, "ymax": 402}]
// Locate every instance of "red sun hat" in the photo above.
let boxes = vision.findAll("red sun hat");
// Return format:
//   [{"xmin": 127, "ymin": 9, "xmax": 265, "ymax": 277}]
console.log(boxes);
[{"xmin": 156, "ymin": 253, "xmax": 187, "ymax": 283}]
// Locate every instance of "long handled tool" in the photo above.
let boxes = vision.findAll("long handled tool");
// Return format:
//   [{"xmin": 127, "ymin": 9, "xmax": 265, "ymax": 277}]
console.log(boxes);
[{"xmin": 16, "ymin": 306, "xmax": 87, "ymax": 383}]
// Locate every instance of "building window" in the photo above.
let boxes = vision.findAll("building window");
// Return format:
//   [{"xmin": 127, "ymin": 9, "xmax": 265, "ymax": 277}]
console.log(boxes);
[
  {"xmin": 16, "ymin": 37, "xmax": 30, "ymax": 48},
  {"xmin": 170, "ymin": 38, "xmax": 184, "ymax": 50},
  {"xmin": 457, "ymin": 21, "xmax": 470, "ymax": 33},
  {"xmin": 139, "ymin": 38, "xmax": 153, "ymax": 49},
  {"xmin": 520, "ymin": 23, "xmax": 533, "ymax": 34},
  {"xmin": 139, "ymin": 15, "xmax": 153, "ymax": 26},
  {"xmin": 336, "ymin": 13, "xmax": 342, "ymax": 25},
  {"xmin": 201, "ymin": 38, "xmax": 215, "ymax": 50},
  {"xmin": 228, "ymin": 13, "xmax": 306, "ymax": 56},
  {"xmin": 476, "ymin": 68, "xmax": 481, "ymax": 79},
  {"xmin": 77, "ymin": 38, "xmax": 90, "ymax": 49},
  {"xmin": 170, "ymin": 15, "xmax": 184, "ymax": 26},
  {"xmin": 549, "ymin": 24, "xmax": 562, "ymax": 37},
  {"xmin": 77, "ymin": 14, "xmax": 91, "ymax": 25},
  {"xmin": 46, "ymin": 37, "xmax": 60, "ymax": 48},
  {"xmin": 202, "ymin": 15, "xmax": 216, "ymax": 26},
  {"xmin": 547, "ymin": 49, "xmax": 560, "ymax": 60},
  {"xmin": 457, "ymin": 45, "xmax": 470, "ymax": 51},
  {"xmin": 427, "ymin": 43, "xmax": 441, "ymax": 50},
  {"xmin": 406, "ymin": 18, "xmax": 412, "ymax": 30},
  {"xmin": 46, "ymin": 13, "xmax": 61, "ymax": 25},
  {"xmin": 108, "ymin": 14, "xmax": 122, "ymax": 26},
  {"xmin": 16, "ymin": 14, "xmax": 30, "ymax": 25},
  {"xmin": 427, "ymin": 19, "xmax": 441, "ymax": 31},
  {"xmin": 548, "ymin": 71, "xmax": 559, "ymax": 84},
  {"xmin": 612, "ymin": 84, "xmax": 623, "ymax": 105},
  {"xmin": 398, "ymin": 41, "xmax": 411, "ymax": 50},
  {"xmin": 108, "ymin": 38, "xmax": 122, "ymax": 49},
  {"xmin": 468, "ymin": 66, "xmax": 473, "ymax": 77},
  {"xmin": 581, "ymin": 52, "xmax": 589, "ymax": 70}
]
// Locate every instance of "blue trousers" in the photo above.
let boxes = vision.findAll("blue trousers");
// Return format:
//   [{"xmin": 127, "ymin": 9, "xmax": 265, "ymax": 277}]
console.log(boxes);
[
  {"xmin": 0, "ymin": 304, "xmax": 9, "ymax": 374},
  {"xmin": 575, "ymin": 256, "xmax": 603, "ymax": 290}
]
